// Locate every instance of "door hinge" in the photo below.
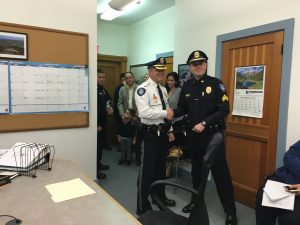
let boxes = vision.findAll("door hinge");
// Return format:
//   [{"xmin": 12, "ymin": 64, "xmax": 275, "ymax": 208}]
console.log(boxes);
[{"xmin": 281, "ymin": 44, "xmax": 284, "ymax": 55}]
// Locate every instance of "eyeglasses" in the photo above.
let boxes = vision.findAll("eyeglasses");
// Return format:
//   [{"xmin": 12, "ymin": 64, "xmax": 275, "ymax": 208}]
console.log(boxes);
[{"xmin": 190, "ymin": 60, "xmax": 207, "ymax": 67}]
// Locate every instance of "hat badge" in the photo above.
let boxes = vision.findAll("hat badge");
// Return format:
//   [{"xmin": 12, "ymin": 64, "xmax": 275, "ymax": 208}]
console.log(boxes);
[
  {"xmin": 194, "ymin": 51, "xmax": 200, "ymax": 58},
  {"xmin": 160, "ymin": 57, "xmax": 164, "ymax": 63}
]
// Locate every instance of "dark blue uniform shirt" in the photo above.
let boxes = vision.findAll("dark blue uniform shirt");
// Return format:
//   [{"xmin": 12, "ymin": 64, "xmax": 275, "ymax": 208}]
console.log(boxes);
[
  {"xmin": 97, "ymin": 85, "xmax": 111, "ymax": 128},
  {"xmin": 275, "ymin": 140, "xmax": 300, "ymax": 184},
  {"xmin": 174, "ymin": 74, "xmax": 229, "ymax": 129}
]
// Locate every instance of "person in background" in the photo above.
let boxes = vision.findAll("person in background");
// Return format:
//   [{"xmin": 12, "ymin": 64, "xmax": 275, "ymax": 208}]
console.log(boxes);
[
  {"xmin": 97, "ymin": 68, "xmax": 113, "ymax": 179},
  {"xmin": 144, "ymin": 73, "xmax": 149, "ymax": 81},
  {"xmin": 118, "ymin": 72, "xmax": 141, "ymax": 165},
  {"xmin": 256, "ymin": 140, "xmax": 300, "ymax": 225},
  {"xmin": 135, "ymin": 57, "xmax": 176, "ymax": 216},
  {"xmin": 173, "ymin": 50, "xmax": 237, "ymax": 225},
  {"xmin": 114, "ymin": 73, "xmax": 126, "ymax": 152},
  {"xmin": 118, "ymin": 109, "xmax": 137, "ymax": 166},
  {"xmin": 165, "ymin": 72, "xmax": 185, "ymax": 148}
]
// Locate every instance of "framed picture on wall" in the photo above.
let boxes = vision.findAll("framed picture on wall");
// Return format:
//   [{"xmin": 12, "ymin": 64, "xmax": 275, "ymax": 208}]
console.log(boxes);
[
  {"xmin": 178, "ymin": 63, "xmax": 191, "ymax": 86},
  {"xmin": 0, "ymin": 31, "xmax": 28, "ymax": 60}
]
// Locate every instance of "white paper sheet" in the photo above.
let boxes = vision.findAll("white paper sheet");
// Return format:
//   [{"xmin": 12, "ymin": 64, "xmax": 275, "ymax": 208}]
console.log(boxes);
[
  {"xmin": 262, "ymin": 180, "xmax": 295, "ymax": 210},
  {"xmin": 45, "ymin": 178, "xmax": 96, "ymax": 203}
]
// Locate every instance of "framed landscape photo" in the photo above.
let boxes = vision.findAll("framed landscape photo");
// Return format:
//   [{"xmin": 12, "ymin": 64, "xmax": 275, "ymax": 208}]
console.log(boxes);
[
  {"xmin": 178, "ymin": 63, "xmax": 191, "ymax": 86},
  {"xmin": 0, "ymin": 31, "xmax": 28, "ymax": 60}
]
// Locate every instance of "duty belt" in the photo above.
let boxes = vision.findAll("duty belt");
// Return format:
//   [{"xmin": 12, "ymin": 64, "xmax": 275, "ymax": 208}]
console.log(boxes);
[{"xmin": 140, "ymin": 123, "xmax": 169, "ymax": 136}]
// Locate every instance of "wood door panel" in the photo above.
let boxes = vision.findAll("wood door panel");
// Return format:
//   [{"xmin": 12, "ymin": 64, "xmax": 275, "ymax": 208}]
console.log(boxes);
[
  {"xmin": 225, "ymin": 123, "xmax": 269, "ymax": 143},
  {"xmin": 226, "ymin": 136, "xmax": 267, "ymax": 207},
  {"xmin": 225, "ymin": 136, "xmax": 266, "ymax": 188},
  {"xmin": 97, "ymin": 54, "xmax": 127, "ymax": 145},
  {"xmin": 221, "ymin": 30, "xmax": 284, "ymax": 207}
]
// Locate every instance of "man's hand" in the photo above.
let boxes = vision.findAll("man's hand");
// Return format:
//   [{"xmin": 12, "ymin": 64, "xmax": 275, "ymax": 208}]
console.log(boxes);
[
  {"xmin": 97, "ymin": 126, "xmax": 102, "ymax": 132},
  {"xmin": 166, "ymin": 108, "xmax": 174, "ymax": 120},
  {"xmin": 168, "ymin": 132, "xmax": 175, "ymax": 142},
  {"xmin": 192, "ymin": 122, "xmax": 205, "ymax": 133},
  {"xmin": 132, "ymin": 137, "xmax": 136, "ymax": 146},
  {"xmin": 106, "ymin": 107, "xmax": 113, "ymax": 115}
]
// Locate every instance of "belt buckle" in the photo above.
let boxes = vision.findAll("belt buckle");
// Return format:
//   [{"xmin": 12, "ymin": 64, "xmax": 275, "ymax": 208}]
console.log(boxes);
[{"xmin": 157, "ymin": 124, "xmax": 161, "ymax": 136}]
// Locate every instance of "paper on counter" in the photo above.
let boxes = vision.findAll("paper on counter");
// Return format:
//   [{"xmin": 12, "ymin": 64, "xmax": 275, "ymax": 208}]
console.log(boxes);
[
  {"xmin": 262, "ymin": 180, "xmax": 295, "ymax": 210},
  {"xmin": 45, "ymin": 178, "xmax": 96, "ymax": 203}
]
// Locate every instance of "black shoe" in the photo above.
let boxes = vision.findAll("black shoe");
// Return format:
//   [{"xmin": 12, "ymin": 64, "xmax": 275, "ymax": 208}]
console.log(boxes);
[
  {"xmin": 225, "ymin": 213, "xmax": 237, "ymax": 225},
  {"xmin": 182, "ymin": 202, "xmax": 195, "ymax": 213},
  {"xmin": 103, "ymin": 146, "xmax": 112, "ymax": 150},
  {"xmin": 118, "ymin": 159, "xmax": 125, "ymax": 165},
  {"xmin": 99, "ymin": 163, "xmax": 109, "ymax": 170},
  {"xmin": 125, "ymin": 160, "xmax": 131, "ymax": 166},
  {"xmin": 136, "ymin": 160, "xmax": 141, "ymax": 166},
  {"xmin": 152, "ymin": 198, "xmax": 176, "ymax": 207},
  {"xmin": 97, "ymin": 172, "xmax": 106, "ymax": 179}
]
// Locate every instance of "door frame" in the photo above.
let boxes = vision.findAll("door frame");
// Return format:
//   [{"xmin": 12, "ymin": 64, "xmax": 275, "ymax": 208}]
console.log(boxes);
[{"xmin": 215, "ymin": 18, "xmax": 294, "ymax": 167}]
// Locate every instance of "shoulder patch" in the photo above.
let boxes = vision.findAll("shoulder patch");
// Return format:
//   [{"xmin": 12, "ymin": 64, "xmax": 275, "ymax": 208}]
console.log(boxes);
[
  {"xmin": 218, "ymin": 83, "xmax": 226, "ymax": 93},
  {"xmin": 137, "ymin": 87, "xmax": 146, "ymax": 96}
]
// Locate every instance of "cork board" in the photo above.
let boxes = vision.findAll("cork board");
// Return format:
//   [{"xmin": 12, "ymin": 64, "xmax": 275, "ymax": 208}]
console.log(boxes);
[{"xmin": 0, "ymin": 21, "xmax": 89, "ymax": 132}]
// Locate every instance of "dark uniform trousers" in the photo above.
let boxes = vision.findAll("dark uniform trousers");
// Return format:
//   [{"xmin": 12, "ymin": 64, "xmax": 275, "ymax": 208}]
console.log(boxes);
[
  {"xmin": 256, "ymin": 175, "xmax": 300, "ymax": 225},
  {"xmin": 137, "ymin": 132, "xmax": 168, "ymax": 213},
  {"xmin": 188, "ymin": 130, "xmax": 236, "ymax": 215},
  {"xmin": 97, "ymin": 129, "xmax": 106, "ymax": 167}
]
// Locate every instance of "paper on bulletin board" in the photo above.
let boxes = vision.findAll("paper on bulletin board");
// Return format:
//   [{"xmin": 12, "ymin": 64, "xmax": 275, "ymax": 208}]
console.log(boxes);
[
  {"xmin": 232, "ymin": 65, "xmax": 265, "ymax": 118},
  {"xmin": 45, "ymin": 178, "xmax": 96, "ymax": 203}
]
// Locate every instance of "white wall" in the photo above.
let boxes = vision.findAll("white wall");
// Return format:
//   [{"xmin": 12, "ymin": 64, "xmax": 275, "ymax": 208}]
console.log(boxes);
[
  {"xmin": 98, "ymin": 20, "xmax": 128, "ymax": 56},
  {"xmin": 127, "ymin": 7, "xmax": 175, "ymax": 67},
  {"xmin": 97, "ymin": 6, "xmax": 175, "ymax": 70},
  {"xmin": 174, "ymin": 0, "xmax": 300, "ymax": 148},
  {"xmin": 0, "ymin": 0, "xmax": 97, "ymax": 177}
]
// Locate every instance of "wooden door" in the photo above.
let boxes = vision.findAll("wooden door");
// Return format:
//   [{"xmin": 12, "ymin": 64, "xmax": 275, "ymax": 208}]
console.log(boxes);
[
  {"xmin": 162, "ymin": 57, "xmax": 174, "ymax": 84},
  {"xmin": 97, "ymin": 54, "xmax": 127, "ymax": 144},
  {"xmin": 221, "ymin": 31, "xmax": 284, "ymax": 207}
]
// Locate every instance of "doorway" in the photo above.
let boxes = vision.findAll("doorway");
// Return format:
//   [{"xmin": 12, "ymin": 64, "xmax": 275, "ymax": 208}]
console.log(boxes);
[{"xmin": 97, "ymin": 54, "xmax": 127, "ymax": 145}]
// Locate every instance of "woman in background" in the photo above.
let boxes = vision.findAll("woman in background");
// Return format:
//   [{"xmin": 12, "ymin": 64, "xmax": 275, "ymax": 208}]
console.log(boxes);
[{"xmin": 165, "ymin": 72, "xmax": 185, "ymax": 149}]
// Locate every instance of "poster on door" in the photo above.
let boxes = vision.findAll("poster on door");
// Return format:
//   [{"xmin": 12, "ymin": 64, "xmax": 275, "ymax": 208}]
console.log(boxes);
[{"xmin": 232, "ymin": 65, "xmax": 265, "ymax": 118}]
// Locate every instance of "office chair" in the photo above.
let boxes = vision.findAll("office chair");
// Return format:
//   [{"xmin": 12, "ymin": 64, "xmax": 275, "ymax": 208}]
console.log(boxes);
[
  {"xmin": 137, "ymin": 178, "xmax": 209, "ymax": 225},
  {"xmin": 138, "ymin": 132, "xmax": 223, "ymax": 225}
]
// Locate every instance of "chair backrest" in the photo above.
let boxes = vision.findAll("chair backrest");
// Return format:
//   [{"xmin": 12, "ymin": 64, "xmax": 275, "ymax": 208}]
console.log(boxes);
[{"xmin": 187, "ymin": 132, "xmax": 224, "ymax": 225}]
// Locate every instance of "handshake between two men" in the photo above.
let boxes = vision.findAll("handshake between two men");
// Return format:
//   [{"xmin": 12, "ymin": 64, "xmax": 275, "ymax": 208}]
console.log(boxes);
[
  {"xmin": 165, "ymin": 108, "xmax": 205, "ymax": 133},
  {"xmin": 166, "ymin": 108, "xmax": 174, "ymax": 120}
]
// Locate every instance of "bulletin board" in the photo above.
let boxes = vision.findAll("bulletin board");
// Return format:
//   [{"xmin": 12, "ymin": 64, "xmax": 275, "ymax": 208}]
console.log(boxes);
[{"xmin": 0, "ymin": 21, "xmax": 89, "ymax": 132}]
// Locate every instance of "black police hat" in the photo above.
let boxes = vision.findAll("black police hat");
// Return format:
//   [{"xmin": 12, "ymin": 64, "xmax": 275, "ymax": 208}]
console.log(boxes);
[
  {"xmin": 145, "ymin": 57, "xmax": 167, "ymax": 70},
  {"xmin": 186, "ymin": 50, "xmax": 208, "ymax": 64}
]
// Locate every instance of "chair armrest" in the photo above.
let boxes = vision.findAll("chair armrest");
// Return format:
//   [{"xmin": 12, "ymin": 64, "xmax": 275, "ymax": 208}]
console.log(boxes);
[{"xmin": 149, "ymin": 180, "xmax": 198, "ymax": 211}]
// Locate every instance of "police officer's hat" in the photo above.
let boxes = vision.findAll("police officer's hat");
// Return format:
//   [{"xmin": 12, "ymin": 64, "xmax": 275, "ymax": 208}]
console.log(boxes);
[
  {"xmin": 186, "ymin": 50, "xmax": 208, "ymax": 64},
  {"xmin": 145, "ymin": 57, "xmax": 167, "ymax": 70}
]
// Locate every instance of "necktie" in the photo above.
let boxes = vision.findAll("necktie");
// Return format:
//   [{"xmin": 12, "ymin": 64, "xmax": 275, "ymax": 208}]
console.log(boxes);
[{"xmin": 157, "ymin": 85, "xmax": 166, "ymax": 110}]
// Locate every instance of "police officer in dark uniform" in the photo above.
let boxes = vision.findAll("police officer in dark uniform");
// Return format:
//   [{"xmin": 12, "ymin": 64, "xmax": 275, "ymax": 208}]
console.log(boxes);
[
  {"xmin": 97, "ymin": 68, "xmax": 113, "ymax": 179},
  {"xmin": 174, "ymin": 51, "xmax": 237, "ymax": 225},
  {"xmin": 135, "ymin": 57, "xmax": 176, "ymax": 215}
]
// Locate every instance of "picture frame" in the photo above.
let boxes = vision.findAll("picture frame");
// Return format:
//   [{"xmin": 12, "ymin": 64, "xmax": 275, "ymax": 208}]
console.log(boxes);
[
  {"xmin": 0, "ymin": 31, "xmax": 28, "ymax": 60},
  {"xmin": 178, "ymin": 63, "xmax": 191, "ymax": 86}
]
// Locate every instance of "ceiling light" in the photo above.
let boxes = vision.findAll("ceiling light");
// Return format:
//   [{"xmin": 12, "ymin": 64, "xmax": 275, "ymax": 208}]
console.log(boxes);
[
  {"xmin": 99, "ymin": 0, "xmax": 141, "ymax": 21},
  {"xmin": 100, "ymin": 7, "xmax": 124, "ymax": 21},
  {"xmin": 108, "ymin": 0, "xmax": 140, "ymax": 11}
]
